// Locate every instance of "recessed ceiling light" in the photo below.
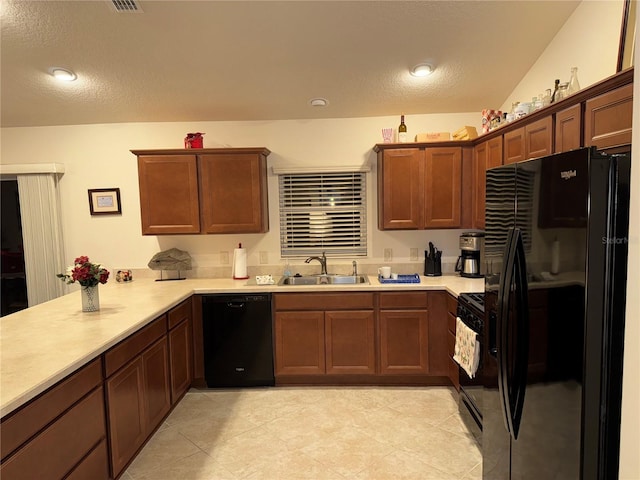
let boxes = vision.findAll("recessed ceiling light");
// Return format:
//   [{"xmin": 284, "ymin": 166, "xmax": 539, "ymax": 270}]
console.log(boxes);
[
  {"xmin": 410, "ymin": 64, "xmax": 434, "ymax": 77},
  {"xmin": 49, "ymin": 67, "xmax": 77, "ymax": 82},
  {"xmin": 309, "ymin": 98, "xmax": 328, "ymax": 107}
]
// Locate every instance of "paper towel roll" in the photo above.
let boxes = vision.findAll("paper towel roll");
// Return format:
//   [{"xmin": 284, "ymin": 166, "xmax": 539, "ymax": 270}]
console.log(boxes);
[{"xmin": 232, "ymin": 244, "xmax": 248, "ymax": 279}]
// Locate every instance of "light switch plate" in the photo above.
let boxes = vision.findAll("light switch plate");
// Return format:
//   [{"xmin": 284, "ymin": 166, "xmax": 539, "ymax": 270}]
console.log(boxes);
[
  {"xmin": 259, "ymin": 251, "xmax": 268, "ymax": 264},
  {"xmin": 383, "ymin": 248, "xmax": 392, "ymax": 262},
  {"xmin": 410, "ymin": 248, "xmax": 419, "ymax": 261},
  {"xmin": 220, "ymin": 251, "xmax": 230, "ymax": 264}
]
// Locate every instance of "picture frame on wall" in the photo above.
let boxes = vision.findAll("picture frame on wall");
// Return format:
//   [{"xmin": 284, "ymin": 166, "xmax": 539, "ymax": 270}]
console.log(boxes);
[{"xmin": 88, "ymin": 188, "xmax": 122, "ymax": 215}]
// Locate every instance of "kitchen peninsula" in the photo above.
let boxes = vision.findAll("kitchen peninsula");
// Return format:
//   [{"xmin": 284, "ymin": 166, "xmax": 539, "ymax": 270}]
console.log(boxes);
[{"xmin": 0, "ymin": 275, "xmax": 482, "ymax": 479}]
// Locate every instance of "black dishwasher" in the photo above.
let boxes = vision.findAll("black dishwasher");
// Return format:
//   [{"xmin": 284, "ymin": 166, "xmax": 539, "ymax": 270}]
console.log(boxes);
[{"xmin": 202, "ymin": 294, "xmax": 275, "ymax": 387}]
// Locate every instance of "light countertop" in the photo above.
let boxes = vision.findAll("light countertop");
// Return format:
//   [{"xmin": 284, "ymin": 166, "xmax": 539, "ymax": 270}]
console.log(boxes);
[{"xmin": 0, "ymin": 274, "xmax": 483, "ymax": 418}]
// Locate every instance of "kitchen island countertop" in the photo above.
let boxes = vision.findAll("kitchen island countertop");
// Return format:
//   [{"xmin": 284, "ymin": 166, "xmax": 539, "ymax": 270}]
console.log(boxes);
[{"xmin": 0, "ymin": 274, "xmax": 483, "ymax": 417}]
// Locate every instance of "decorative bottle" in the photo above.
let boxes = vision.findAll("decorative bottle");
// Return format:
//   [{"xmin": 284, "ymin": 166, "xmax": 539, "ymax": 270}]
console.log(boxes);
[
  {"xmin": 398, "ymin": 115, "xmax": 407, "ymax": 143},
  {"xmin": 550, "ymin": 79, "xmax": 560, "ymax": 103},
  {"xmin": 568, "ymin": 67, "xmax": 580, "ymax": 95}
]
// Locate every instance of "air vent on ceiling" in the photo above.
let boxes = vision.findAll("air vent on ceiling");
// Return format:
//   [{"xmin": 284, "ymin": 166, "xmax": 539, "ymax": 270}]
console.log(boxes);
[{"xmin": 110, "ymin": 0, "xmax": 142, "ymax": 13}]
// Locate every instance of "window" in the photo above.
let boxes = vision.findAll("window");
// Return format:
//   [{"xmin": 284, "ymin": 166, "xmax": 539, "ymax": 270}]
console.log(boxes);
[{"xmin": 279, "ymin": 172, "xmax": 367, "ymax": 257}]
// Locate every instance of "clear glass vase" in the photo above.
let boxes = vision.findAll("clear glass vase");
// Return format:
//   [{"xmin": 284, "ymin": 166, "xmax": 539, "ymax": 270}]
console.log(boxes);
[
  {"xmin": 81, "ymin": 285, "xmax": 100, "ymax": 312},
  {"xmin": 568, "ymin": 67, "xmax": 580, "ymax": 95}
]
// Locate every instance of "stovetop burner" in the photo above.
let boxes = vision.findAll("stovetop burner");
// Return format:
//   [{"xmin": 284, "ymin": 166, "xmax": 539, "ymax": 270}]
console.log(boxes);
[{"xmin": 459, "ymin": 292, "xmax": 485, "ymax": 314}]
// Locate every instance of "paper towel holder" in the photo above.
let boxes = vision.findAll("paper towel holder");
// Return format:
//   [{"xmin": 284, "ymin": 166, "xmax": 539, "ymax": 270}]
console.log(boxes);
[{"xmin": 232, "ymin": 243, "xmax": 250, "ymax": 280}]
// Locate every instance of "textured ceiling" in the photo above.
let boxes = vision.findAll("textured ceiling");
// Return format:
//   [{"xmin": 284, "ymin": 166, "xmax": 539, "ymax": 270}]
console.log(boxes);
[{"xmin": 1, "ymin": 0, "xmax": 581, "ymax": 128}]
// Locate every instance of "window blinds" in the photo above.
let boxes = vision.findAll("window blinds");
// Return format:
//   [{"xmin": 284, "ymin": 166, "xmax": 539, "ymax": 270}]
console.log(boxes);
[{"xmin": 279, "ymin": 172, "xmax": 367, "ymax": 257}]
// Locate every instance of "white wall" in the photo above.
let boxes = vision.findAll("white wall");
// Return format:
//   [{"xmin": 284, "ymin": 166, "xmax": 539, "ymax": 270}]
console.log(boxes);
[
  {"xmin": 0, "ymin": 113, "xmax": 479, "ymax": 277},
  {"xmin": 618, "ymin": 4, "xmax": 640, "ymax": 478},
  {"xmin": 500, "ymin": 0, "xmax": 623, "ymax": 113}
]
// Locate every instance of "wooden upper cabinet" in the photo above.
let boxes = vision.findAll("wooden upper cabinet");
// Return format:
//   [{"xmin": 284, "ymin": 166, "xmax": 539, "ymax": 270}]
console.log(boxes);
[
  {"xmin": 525, "ymin": 115, "xmax": 553, "ymax": 159},
  {"xmin": 199, "ymin": 151, "xmax": 269, "ymax": 234},
  {"xmin": 133, "ymin": 148, "xmax": 270, "ymax": 235},
  {"xmin": 472, "ymin": 136, "xmax": 502, "ymax": 229},
  {"xmin": 137, "ymin": 155, "xmax": 201, "ymax": 234},
  {"xmin": 424, "ymin": 147, "xmax": 462, "ymax": 228},
  {"xmin": 585, "ymin": 83, "xmax": 633, "ymax": 150},
  {"xmin": 377, "ymin": 148, "xmax": 423, "ymax": 229},
  {"xmin": 555, "ymin": 103, "xmax": 582, "ymax": 153},
  {"xmin": 377, "ymin": 146, "xmax": 465, "ymax": 230},
  {"xmin": 503, "ymin": 127, "xmax": 525, "ymax": 164},
  {"xmin": 503, "ymin": 116, "xmax": 552, "ymax": 164}
]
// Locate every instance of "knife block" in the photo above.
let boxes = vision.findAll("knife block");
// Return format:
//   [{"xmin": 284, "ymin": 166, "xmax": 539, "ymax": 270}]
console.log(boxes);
[{"xmin": 424, "ymin": 253, "xmax": 442, "ymax": 276}]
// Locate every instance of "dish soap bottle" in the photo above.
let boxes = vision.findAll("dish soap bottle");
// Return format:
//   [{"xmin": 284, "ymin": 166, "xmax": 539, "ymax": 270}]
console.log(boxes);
[
  {"xmin": 568, "ymin": 67, "xmax": 580, "ymax": 95},
  {"xmin": 398, "ymin": 115, "xmax": 407, "ymax": 143}
]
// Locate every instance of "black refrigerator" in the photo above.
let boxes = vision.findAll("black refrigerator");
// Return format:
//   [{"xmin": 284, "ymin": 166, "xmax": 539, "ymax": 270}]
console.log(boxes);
[{"xmin": 482, "ymin": 147, "xmax": 630, "ymax": 480}]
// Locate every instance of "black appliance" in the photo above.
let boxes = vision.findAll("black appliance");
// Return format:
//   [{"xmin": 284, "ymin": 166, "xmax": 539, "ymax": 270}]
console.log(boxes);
[
  {"xmin": 202, "ymin": 294, "xmax": 275, "ymax": 387},
  {"xmin": 483, "ymin": 147, "xmax": 630, "ymax": 480},
  {"xmin": 457, "ymin": 292, "xmax": 484, "ymax": 446}
]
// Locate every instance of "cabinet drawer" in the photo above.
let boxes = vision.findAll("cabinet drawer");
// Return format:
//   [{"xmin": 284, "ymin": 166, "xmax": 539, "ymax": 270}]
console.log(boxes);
[
  {"xmin": 168, "ymin": 298, "xmax": 191, "ymax": 330},
  {"xmin": 448, "ymin": 330, "xmax": 456, "ymax": 357},
  {"xmin": 1, "ymin": 387, "xmax": 106, "ymax": 480},
  {"xmin": 274, "ymin": 293, "xmax": 374, "ymax": 311},
  {"xmin": 446, "ymin": 293, "xmax": 457, "ymax": 316},
  {"xmin": 448, "ymin": 312, "xmax": 456, "ymax": 335},
  {"xmin": 65, "ymin": 439, "xmax": 109, "ymax": 480},
  {"xmin": 1, "ymin": 358, "xmax": 103, "ymax": 460},
  {"xmin": 104, "ymin": 316, "xmax": 167, "ymax": 377},
  {"xmin": 379, "ymin": 292, "xmax": 428, "ymax": 309}
]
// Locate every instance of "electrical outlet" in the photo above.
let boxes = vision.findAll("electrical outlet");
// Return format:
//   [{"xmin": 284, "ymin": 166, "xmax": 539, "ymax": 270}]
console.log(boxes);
[
  {"xmin": 383, "ymin": 248, "xmax": 392, "ymax": 262},
  {"xmin": 410, "ymin": 248, "xmax": 419, "ymax": 261},
  {"xmin": 259, "ymin": 251, "xmax": 268, "ymax": 264},
  {"xmin": 220, "ymin": 251, "xmax": 230, "ymax": 264}
]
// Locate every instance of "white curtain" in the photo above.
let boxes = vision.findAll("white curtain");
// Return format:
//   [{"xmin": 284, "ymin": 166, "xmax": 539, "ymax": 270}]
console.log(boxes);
[{"xmin": 16, "ymin": 174, "xmax": 66, "ymax": 306}]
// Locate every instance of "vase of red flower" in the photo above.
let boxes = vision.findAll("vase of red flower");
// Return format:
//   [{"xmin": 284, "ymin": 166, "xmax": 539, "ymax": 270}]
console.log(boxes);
[{"xmin": 58, "ymin": 256, "xmax": 110, "ymax": 312}]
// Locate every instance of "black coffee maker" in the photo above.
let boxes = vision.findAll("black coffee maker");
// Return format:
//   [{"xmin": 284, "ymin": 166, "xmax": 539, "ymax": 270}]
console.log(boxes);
[{"xmin": 455, "ymin": 232, "xmax": 484, "ymax": 278}]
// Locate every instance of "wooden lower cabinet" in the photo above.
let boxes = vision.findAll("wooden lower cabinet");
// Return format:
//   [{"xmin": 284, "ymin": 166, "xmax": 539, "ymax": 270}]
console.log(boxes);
[
  {"xmin": 168, "ymin": 299, "xmax": 194, "ymax": 404},
  {"xmin": 106, "ymin": 337, "xmax": 171, "ymax": 478},
  {"xmin": 379, "ymin": 309, "xmax": 429, "ymax": 374},
  {"xmin": 446, "ymin": 293, "xmax": 460, "ymax": 390},
  {"xmin": 169, "ymin": 319, "xmax": 193, "ymax": 403},
  {"xmin": 0, "ymin": 359, "xmax": 108, "ymax": 480},
  {"xmin": 325, "ymin": 310, "xmax": 376, "ymax": 375},
  {"xmin": 275, "ymin": 311, "xmax": 326, "ymax": 375}
]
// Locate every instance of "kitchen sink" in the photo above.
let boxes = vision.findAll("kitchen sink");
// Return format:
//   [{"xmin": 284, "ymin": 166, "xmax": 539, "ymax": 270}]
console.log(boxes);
[{"xmin": 278, "ymin": 274, "xmax": 370, "ymax": 286}]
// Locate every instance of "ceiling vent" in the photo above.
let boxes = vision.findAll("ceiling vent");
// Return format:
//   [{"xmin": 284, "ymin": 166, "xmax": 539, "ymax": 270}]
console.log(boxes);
[{"xmin": 110, "ymin": 0, "xmax": 142, "ymax": 13}]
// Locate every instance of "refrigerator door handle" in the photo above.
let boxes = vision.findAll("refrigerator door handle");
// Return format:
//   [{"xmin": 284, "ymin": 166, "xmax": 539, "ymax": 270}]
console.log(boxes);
[
  {"xmin": 510, "ymin": 228, "xmax": 530, "ymax": 440},
  {"xmin": 497, "ymin": 227, "xmax": 517, "ymax": 435}
]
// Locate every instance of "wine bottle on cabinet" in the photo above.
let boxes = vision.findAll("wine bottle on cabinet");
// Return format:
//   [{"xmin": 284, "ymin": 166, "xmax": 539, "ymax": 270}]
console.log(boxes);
[{"xmin": 398, "ymin": 115, "xmax": 407, "ymax": 143}]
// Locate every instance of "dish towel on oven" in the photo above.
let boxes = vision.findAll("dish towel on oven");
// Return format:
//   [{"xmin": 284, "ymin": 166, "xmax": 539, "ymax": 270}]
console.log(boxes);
[{"xmin": 453, "ymin": 317, "xmax": 480, "ymax": 378}]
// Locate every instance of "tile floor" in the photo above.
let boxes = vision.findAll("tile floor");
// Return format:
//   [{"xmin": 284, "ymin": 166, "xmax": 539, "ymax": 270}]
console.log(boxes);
[{"xmin": 122, "ymin": 387, "xmax": 482, "ymax": 480}]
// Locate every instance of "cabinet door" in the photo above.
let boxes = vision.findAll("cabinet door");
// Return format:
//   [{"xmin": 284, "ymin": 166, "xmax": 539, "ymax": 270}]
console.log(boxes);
[
  {"xmin": 379, "ymin": 310, "xmax": 429, "ymax": 375},
  {"xmin": 142, "ymin": 338, "xmax": 171, "ymax": 432},
  {"xmin": 274, "ymin": 311, "xmax": 325, "ymax": 375},
  {"xmin": 424, "ymin": 147, "xmax": 462, "ymax": 228},
  {"xmin": 503, "ymin": 127, "xmax": 525, "ymax": 164},
  {"xmin": 427, "ymin": 292, "xmax": 449, "ymax": 377},
  {"xmin": 472, "ymin": 137, "xmax": 502, "ymax": 229},
  {"xmin": 137, "ymin": 155, "xmax": 200, "ymax": 234},
  {"xmin": 169, "ymin": 319, "xmax": 193, "ymax": 404},
  {"xmin": 325, "ymin": 310, "xmax": 375, "ymax": 374},
  {"xmin": 378, "ymin": 148, "xmax": 423, "ymax": 229},
  {"xmin": 106, "ymin": 358, "xmax": 146, "ymax": 477},
  {"xmin": 199, "ymin": 153, "xmax": 269, "ymax": 234},
  {"xmin": 584, "ymin": 83, "xmax": 633, "ymax": 150},
  {"xmin": 555, "ymin": 104, "xmax": 582, "ymax": 153},
  {"xmin": 525, "ymin": 116, "xmax": 553, "ymax": 159}
]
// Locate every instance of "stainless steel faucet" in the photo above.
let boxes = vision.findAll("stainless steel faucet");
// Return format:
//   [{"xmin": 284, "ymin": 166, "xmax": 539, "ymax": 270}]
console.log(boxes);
[
  {"xmin": 305, "ymin": 251, "xmax": 328, "ymax": 275},
  {"xmin": 352, "ymin": 260, "xmax": 358, "ymax": 276}
]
